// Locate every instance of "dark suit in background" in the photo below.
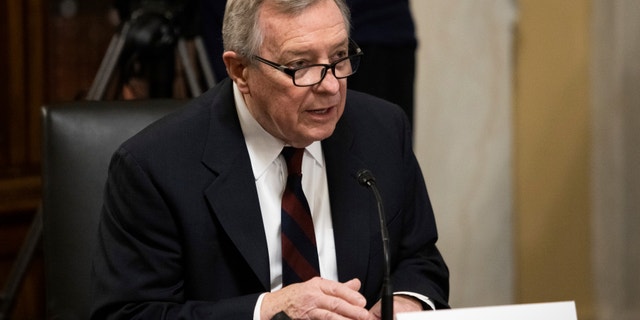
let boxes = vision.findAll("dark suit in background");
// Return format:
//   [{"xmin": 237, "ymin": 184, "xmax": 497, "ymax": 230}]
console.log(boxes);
[{"xmin": 346, "ymin": 0, "xmax": 417, "ymax": 126}]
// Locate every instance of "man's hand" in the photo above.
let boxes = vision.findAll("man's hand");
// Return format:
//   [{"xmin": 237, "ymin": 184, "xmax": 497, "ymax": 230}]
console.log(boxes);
[
  {"xmin": 261, "ymin": 277, "xmax": 370, "ymax": 320},
  {"xmin": 368, "ymin": 295, "xmax": 424, "ymax": 319}
]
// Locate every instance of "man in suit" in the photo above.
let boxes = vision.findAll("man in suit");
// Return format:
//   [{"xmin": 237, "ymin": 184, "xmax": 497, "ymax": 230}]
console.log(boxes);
[{"xmin": 91, "ymin": 0, "xmax": 449, "ymax": 319}]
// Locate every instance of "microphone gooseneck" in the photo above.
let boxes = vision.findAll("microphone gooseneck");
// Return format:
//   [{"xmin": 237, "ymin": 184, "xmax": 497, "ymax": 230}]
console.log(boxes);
[
  {"xmin": 356, "ymin": 169, "xmax": 393, "ymax": 320},
  {"xmin": 356, "ymin": 169, "xmax": 376, "ymax": 187}
]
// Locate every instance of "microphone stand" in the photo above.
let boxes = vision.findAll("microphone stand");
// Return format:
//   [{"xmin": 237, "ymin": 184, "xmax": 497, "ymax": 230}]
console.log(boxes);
[{"xmin": 357, "ymin": 170, "xmax": 393, "ymax": 320}]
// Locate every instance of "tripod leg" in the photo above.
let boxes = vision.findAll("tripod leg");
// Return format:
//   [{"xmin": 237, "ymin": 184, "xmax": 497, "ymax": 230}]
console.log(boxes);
[
  {"xmin": 193, "ymin": 36, "xmax": 216, "ymax": 88},
  {"xmin": 177, "ymin": 39, "xmax": 202, "ymax": 97},
  {"xmin": 0, "ymin": 206, "xmax": 42, "ymax": 320},
  {"xmin": 86, "ymin": 22, "xmax": 131, "ymax": 100}
]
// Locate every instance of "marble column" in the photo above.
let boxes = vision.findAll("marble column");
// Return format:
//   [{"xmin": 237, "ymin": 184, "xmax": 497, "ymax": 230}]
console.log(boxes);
[
  {"xmin": 591, "ymin": 1, "xmax": 640, "ymax": 319},
  {"xmin": 410, "ymin": 0, "xmax": 517, "ymax": 308}
]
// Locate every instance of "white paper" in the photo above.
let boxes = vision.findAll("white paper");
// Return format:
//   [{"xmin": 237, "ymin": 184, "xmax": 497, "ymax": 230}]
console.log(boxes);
[{"xmin": 397, "ymin": 301, "xmax": 577, "ymax": 320}]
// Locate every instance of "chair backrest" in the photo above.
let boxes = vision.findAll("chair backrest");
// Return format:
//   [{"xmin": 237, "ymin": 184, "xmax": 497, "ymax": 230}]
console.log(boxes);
[{"xmin": 41, "ymin": 99, "xmax": 185, "ymax": 319}]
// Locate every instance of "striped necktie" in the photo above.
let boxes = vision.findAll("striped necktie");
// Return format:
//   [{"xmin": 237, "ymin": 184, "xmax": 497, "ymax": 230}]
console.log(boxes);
[{"xmin": 280, "ymin": 147, "xmax": 320, "ymax": 286}]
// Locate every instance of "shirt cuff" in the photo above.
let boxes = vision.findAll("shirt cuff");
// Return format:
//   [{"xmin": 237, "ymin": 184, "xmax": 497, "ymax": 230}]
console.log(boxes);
[
  {"xmin": 253, "ymin": 292, "xmax": 268, "ymax": 320},
  {"xmin": 394, "ymin": 291, "xmax": 436, "ymax": 311}
]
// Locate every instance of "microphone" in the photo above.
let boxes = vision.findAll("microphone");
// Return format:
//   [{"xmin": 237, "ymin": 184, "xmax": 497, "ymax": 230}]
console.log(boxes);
[{"xmin": 356, "ymin": 169, "xmax": 393, "ymax": 320}]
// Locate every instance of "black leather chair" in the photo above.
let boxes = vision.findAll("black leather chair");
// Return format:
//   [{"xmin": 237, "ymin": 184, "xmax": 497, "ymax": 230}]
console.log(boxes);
[{"xmin": 41, "ymin": 99, "xmax": 185, "ymax": 319}]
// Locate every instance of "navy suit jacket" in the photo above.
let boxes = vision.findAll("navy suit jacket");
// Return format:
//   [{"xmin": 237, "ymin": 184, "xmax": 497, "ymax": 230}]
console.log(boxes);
[{"xmin": 91, "ymin": 78, "xmax": 449, "ymax": 319}]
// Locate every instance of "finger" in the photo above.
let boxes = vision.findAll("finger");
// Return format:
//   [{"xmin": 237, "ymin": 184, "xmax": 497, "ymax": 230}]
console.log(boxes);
[
  {"xmin": 310, "ymin": 298, "xmax": 371, "ymax": 320},
  {"xmin": 368, "ymin": 300, "xmax": 382, "ymax": 318},
  {"xmin": 264, "ymin": 279, "xmax": 370, "ymax": 319},
  {"xmin": 318, "ymin": 278, "xmax": 366, "ymax": 307},
  {"xmin": 343, "ymin": 278, "xmax": 362, "ymax": 291}
]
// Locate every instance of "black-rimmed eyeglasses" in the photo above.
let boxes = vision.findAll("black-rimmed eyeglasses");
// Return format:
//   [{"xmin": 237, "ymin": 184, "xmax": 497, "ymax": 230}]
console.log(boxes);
[{"xmin": 253, "ymin": 42, "xmax": 363, "ymax": 87}]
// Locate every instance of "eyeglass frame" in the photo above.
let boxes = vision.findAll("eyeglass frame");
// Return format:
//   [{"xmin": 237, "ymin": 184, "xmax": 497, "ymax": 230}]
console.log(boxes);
[{"xmin": 252, "ymin": 40, "xmax": 364, "ymax": 87}]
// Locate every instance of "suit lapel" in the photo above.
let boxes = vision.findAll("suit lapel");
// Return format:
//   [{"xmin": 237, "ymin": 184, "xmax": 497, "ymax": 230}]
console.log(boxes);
[
  {"xmin": 201, "ymin": 80, "xmax": 271, "ymax": 290},
  {"xmin": 322, "ymin": 120, "xmax": 373, "ymax": 283}
]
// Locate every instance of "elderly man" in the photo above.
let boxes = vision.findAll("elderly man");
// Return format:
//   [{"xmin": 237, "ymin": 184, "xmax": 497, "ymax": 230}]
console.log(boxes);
[{"xmin": 91, "ymin": 0, "xmax": 449, "ymax": 319}]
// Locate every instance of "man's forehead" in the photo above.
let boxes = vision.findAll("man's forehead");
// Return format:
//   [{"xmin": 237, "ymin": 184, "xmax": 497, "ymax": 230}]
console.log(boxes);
[
  {"xmin": 258, "ymin": 1, "xmax": 346, "ymax": 38},
  {"xmin": 259, "ymin": 11, "xmax": 348, "ymax": 55}
]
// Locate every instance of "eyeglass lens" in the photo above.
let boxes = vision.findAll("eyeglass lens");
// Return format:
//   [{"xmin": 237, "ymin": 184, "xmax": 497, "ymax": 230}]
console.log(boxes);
[{"xmin": 294, "ymin": 55, "xmax": 360, "ymax": 86}]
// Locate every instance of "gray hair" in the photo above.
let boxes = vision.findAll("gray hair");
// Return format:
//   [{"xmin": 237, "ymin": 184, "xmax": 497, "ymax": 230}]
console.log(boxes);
[{"xmin": 222, "ymin": 0, "xmax": 351, "ymax": 59}]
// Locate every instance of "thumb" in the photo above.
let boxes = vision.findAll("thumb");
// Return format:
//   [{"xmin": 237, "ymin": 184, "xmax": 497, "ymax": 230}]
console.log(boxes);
[{"xmin": 369, "ymin": 300, "xmax": 382, "ymax": 318}]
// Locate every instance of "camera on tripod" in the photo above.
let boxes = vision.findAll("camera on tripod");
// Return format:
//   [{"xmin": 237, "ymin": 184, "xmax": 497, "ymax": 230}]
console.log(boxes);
[
  {"xmin": 87, "ymin": 0, "xmax": 215, "ymax": 100},
  {"xmin": 114, "ymin": 0, "xmax": 196, "ymax": 51}
]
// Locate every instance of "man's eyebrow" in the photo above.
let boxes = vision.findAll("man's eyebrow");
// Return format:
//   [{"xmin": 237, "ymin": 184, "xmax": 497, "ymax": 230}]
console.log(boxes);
[
  {"xmin": 280, "ymin": 49, "xmax": 310, "ymax": 58},
  {"xmin": 278, "ymin": 40, "xmax": 350, "ymax": 60}
]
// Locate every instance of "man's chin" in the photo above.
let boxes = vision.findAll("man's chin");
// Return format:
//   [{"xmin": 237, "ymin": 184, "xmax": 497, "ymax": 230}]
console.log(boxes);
[{"xmin": 292, "ymin": 128, "xmax": 336, "ymax": 146}]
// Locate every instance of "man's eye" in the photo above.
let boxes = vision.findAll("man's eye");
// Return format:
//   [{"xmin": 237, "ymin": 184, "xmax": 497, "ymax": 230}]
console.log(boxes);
[
  {"xmin": 332, "ymin": 50, "xmax": 348, "ymax": 60},
  {"xmin": 288, "ymin": 60, "xmax": 309, "ymax": 69}
]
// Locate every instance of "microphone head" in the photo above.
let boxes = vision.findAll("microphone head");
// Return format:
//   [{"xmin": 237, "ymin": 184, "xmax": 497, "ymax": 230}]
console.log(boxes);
[{"xmin": 356, "ymin": 169, "xmax": 376, "ymax": 187}]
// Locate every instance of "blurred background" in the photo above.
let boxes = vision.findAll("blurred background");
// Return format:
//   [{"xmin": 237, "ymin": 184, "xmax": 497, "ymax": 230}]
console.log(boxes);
[{"xmin": 0, "ymin": 0, "xmax": 638, "ymax": 319}]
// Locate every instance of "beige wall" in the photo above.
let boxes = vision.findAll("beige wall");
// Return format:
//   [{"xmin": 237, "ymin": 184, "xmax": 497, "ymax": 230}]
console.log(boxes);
[
  {"xmin": 514, "ymin": 1, "xmax": 594, "ymax": 319},
  {"xmin": 412, "ymin": 0, "xmax": 598, "ymax": 319},
  {"xmin": 413, "ymin": 0, "xmax": 640, "ymax": 319}
]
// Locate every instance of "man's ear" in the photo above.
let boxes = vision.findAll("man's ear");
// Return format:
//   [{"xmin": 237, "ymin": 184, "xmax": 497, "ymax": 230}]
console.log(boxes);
[{"xmin": 223, "ymin": 51, "xmax": 250, "ymax": 93}]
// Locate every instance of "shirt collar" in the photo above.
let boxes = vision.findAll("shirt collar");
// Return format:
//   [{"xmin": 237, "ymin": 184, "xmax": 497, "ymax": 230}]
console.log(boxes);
[{"xmin": 233, "ymin": 82, "xmax": 324, "ymax": 180}]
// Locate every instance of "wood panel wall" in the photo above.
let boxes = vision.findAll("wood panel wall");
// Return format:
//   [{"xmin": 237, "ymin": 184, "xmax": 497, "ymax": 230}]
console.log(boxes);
[{"xmin": 1, "ymin": 1, "xmax": 114, "ymax": 317}]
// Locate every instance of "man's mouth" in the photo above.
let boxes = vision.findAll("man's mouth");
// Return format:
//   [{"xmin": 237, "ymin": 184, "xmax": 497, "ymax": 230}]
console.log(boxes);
[{"xmin": 310, "ymin": 108, "xmax": 331, "ymax": 114}]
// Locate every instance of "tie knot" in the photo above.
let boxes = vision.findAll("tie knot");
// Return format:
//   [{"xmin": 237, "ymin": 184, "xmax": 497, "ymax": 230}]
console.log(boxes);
[{"xmin": 282, "ymin": 147, "xmax": 304, "ymax": 175}]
